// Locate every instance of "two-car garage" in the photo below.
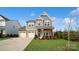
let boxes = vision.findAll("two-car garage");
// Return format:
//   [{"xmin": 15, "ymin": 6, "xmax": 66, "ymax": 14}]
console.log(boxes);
[{"xmin": 19, "ymin": 28, "xmax": 35, "ymax": 38}]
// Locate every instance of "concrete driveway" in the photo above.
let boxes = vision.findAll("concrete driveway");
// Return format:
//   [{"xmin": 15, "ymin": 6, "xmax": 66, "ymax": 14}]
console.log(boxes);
[{"xmin": 0, "ymin": 37, "xmax": 33, "ymax": 51}]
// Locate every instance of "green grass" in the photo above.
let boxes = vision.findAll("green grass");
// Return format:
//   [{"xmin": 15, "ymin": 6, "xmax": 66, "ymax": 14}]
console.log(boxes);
[
  {"xmin": 24, "ymin": 39, "xmax": 79, "ymax": 51},
  {"xmin": 0, "ymin": 37, "xmax": 9, "ymax": 40}
]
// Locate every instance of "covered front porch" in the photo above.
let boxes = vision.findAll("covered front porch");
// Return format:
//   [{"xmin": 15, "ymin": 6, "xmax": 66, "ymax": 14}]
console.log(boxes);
[{"xmin": 35, "ymin": 29, "xmax": 53, "ymax": 39}]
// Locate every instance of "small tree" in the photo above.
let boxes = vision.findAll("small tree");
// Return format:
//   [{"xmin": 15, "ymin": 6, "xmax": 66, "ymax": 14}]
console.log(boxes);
[{"xmin": 64, "ymin": 17, "xmax": 72, "ymax": 49}]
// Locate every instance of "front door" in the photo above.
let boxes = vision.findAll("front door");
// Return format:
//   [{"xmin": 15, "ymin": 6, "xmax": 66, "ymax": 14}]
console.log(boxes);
[
  {"xmin": 38, "ymin": 29, "xmax": 41, "ymax": 38},
  {"xmin": 38, "ymin": 32, "xmax": 40, "ymax": 37}
]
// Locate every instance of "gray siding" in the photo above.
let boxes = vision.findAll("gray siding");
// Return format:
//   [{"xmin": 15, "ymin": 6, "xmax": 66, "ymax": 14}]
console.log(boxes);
[{"xmin": 5, "ymin": 21, "xmax": 20, "ymax": 35}]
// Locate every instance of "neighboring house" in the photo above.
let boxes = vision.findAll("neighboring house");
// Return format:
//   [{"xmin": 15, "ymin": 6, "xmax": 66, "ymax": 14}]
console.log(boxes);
[
  {"xmin": 19, "ymin": 12, "xmax": 54, "ymax": 39},
  {"xmin": 0, "ymin": 15, "xmax": 21, "ymax": 36}
]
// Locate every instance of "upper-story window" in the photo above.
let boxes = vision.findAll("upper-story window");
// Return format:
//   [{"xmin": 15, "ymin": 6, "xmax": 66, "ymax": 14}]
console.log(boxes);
[
  {"xmin": 29, "ymin": 25, "xmax": 31, "ymax": 27},
  {"xmin": 48, "ymin": 23, "xmax": 49, "ymax": 26},
  {"xmin": 0, "ymin": 20, "xmax": 5, "ymax": 26},
  {"xmin": 48, "ymin": 22, "xmax": 50, "ymax": 26},
  {"xmin": 28, "ymin": 24, "xmax": 34, "ymax": 28},
  {"xmin": 32, "ymin": 24, "xmax": 34, "ymax": 27},
  {"xmin": 37, "ymin": 20, "xmax": 42, "ymax": 26},
  {"xmin": 38, "ymin": 23, "xmax": 40, "ymax": 26},
  {"xmin": 44, "ymin": 21, "xmax": 50, "ymax": 27}
]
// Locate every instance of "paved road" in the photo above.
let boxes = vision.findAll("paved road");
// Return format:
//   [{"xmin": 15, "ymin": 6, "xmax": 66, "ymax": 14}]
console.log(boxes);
[{"xmin": 0, "ymin": 37, "xmax": 33, "ymax": 51}]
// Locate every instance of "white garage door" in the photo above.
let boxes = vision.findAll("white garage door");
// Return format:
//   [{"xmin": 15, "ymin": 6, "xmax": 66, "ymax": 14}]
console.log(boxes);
[
  {"xmin": 19, "ymin": 32, "xmax": 26, "ymax": 38},
  {"xmin": 28, "ymin": 33, "xmax": 35, "ymax": 38}
]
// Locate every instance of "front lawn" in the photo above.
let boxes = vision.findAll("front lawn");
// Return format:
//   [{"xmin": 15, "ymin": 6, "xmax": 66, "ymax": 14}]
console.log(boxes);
[
  {"xmin": 24, "ymin": 39, "xmax": 79, "ymax": 51},
  {"xmin": 0, "ymin": 37, "xmax": 9, "ymax": 40}
]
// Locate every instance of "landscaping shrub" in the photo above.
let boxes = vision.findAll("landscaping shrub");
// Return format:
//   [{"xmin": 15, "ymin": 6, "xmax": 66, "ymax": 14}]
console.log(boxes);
[
  {"xmin": 54, "ymin": 31, "xmax": 79, "ymax": 41},
  {"xmin": 62, "ymin": 31, "xmax": 68, "ymax": 40},
  {"xmin": 54, "ymin": 31, "xmax": 63, "ymax": 39},
  {"xmin": 0, "ymin": 35, "xmax": 6, "ymax": 38},
  {"xmin": 70, "ymin": 32, "xmax": 79, "ymax": 41},
  {"xmin": 6, "ymin": 34, "xmax": 19, "ymax": 37}
]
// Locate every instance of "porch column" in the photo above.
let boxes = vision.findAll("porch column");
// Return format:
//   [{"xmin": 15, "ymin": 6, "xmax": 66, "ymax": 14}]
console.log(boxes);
[
  {"xmin": 52, "ymin": 29, "xmax": 54, "ymax": 37},
  {"xmin": 36, "ymin": 29, "xmax": 38, "ymax": 36}
]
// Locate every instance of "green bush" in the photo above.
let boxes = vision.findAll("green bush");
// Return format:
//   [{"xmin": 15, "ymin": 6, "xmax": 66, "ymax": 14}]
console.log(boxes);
[
  {"xmin": 62, "ymin": 31, "xmax": 68, "ymax": 40},
  {"xmin": 6, "ymin": 34, "xmax": 19, "ymax": 37},
  {"xmin": 54, "ymin": 31, "xmax": 63, "ymax": 39},
  {"xmin": 54, "ymin": 31, "xmax": 79, "ymax": 41},
  {"xmin": 0, "ymin": 35, "xmax": 6, "ymax": 38},
  {"xmin": 70, "ymin": 32, "xmax": 79, "ymax": 41}
]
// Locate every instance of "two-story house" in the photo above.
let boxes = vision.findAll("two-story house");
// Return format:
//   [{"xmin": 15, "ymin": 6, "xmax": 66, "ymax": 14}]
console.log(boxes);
[
  {"xmin": 19, "ymin": 12, "xmax": 54, "ymax": 39},
  {"xmin": 0, "ymin": 15, "xmax": 21, "ymax": 36}
]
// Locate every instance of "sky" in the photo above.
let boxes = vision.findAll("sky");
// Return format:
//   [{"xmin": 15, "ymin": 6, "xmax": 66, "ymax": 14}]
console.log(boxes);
[{"xmin": 0, "ymin": 7, "xmax": 78, "ymax": 31}]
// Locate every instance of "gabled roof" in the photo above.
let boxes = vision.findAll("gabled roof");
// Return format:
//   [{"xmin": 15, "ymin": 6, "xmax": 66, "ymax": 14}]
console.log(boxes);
[
  {"xmin": 0, "ymin": 15, "xmax": 9, "ymax": 21},
  {"xmin": 26, "ymin": 12, "xmax": 53, "ymax": 23},
  {"xmin": 40, "ymin": 12, "xmax": 52, "ymax": 21},
  {"xmin": 40, "ymin": 11, "xmax": 48, "ymax": 16},
  {"xmin": 36, "ymin": 16, "xmax": 43, "ymax": 21},
  {"xmin": 26, "ymin": 20, "xmax": 35, "ymax": 23},
  {"xmin": 19, "ymin": 26, "xmax": 26, "ymax": 31}
]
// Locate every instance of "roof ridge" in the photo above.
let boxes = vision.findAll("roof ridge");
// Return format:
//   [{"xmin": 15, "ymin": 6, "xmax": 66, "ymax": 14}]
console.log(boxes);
[
  {"xmin": 0, "ymin": 15, "xmax": 10, "ymax": 21},
  {"xmin": 40, "ymin": 11, "xmax": 48, "ymax": 16}
]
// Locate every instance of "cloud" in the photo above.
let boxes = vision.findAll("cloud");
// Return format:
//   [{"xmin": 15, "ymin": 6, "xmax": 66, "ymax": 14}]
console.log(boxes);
[
  {"xmin": 52, "ymin": 17, "xmax": 56, "ymax": 21},
  {"xmin": 64, "ymin": 17, "xmax": 71, "ymax": 24},
  {"xmin": 70, "ymin": 8, "xmax": 79, "ymax": 17},
  {"xmin": 64, "ymin": 17, "xmax": 77, "ymax": 31},
  {"xmin": 54, "ymin": 17, "xmax": 65, "ymax": 31},
  {"xmin": 30, "ymin": 12, "xmax": 35, "ymax": 17},
  {"xmin": 64, "ymin": 17, "xmax": 76, "ymax": 24}
]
